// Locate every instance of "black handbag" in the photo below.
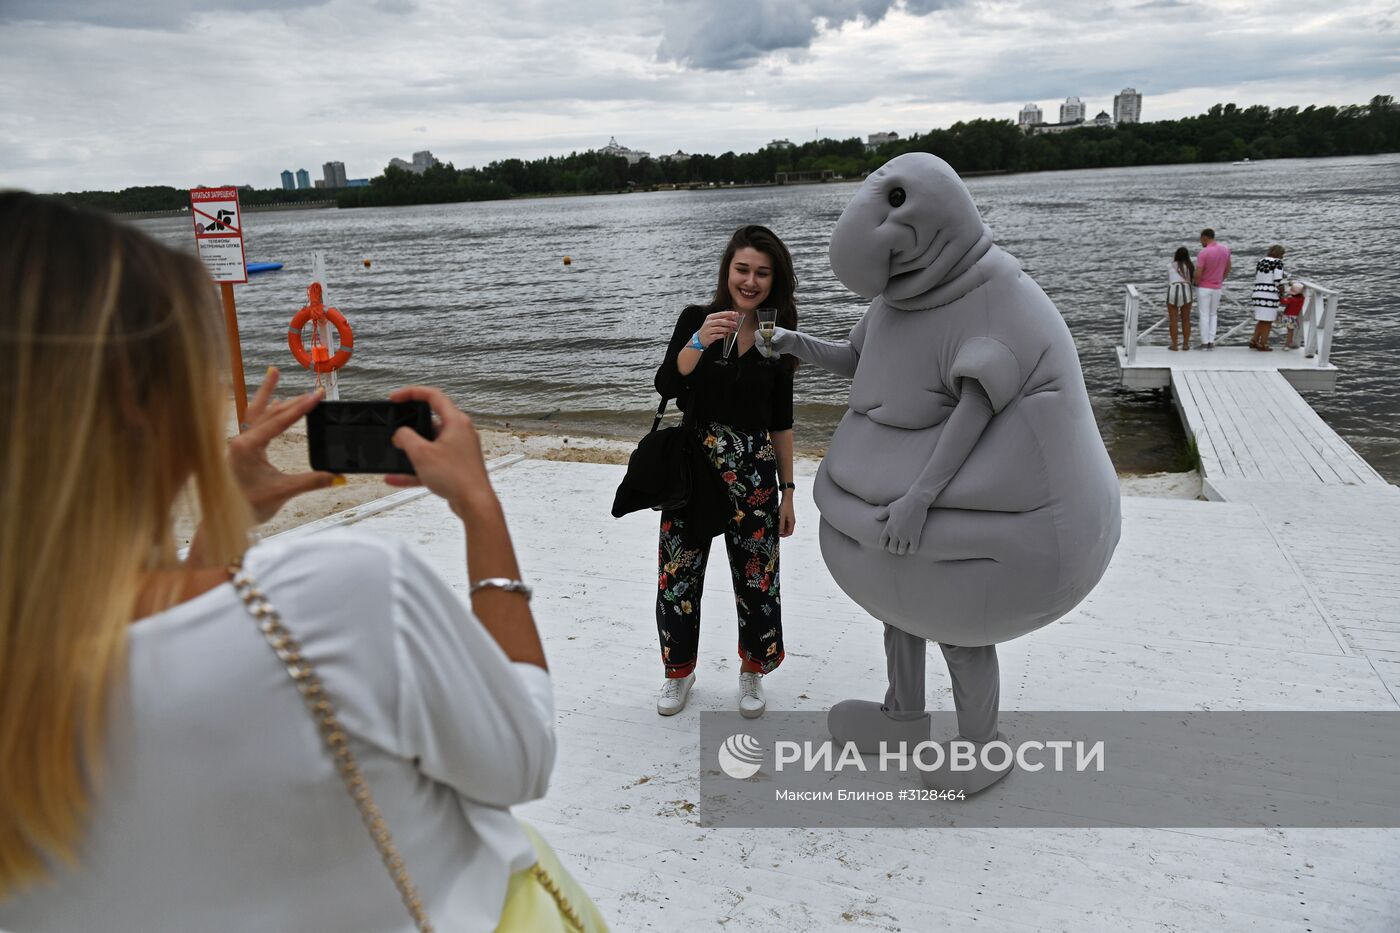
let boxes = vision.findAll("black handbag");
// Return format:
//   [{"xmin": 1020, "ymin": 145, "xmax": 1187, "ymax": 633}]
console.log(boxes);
[{"xmin": 611, "ymin": 397, "xmax": 695, "ymax": 517}]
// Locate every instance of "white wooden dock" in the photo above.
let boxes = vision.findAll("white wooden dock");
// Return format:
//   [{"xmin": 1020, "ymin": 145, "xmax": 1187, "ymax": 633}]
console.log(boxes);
[
  {"xmin": 1121, "ymin": 276, "xmax": 1400, "ymax": 666},
  {"xmin": 1115, "ymin": 280, "xmax": 1342, "ymax": 391},
  {"xmin": 1117, "ymin": 345, "xmax": 1339, "ymax": 392},
  {"xmin": 278, "ymin": 453, "xmax": 1400, "ymax": 932},
  {"xmin": 1171, "ymin": 368, "xmax": 1387, "ymax": 500}
]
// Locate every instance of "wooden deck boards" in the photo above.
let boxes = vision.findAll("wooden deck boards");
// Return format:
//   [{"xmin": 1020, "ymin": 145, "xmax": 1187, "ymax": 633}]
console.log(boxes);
[
  {"xmin": 1171, "ymin": 369, "xmax": 1385, "ymax": 499},
  {"xmin": 1117, "ymin": 345, "xmax": 1339, "ymax": 391},
  {"xmin": 1166, "ymin": 359, "xmax": 1398, "ymax": 674},
  {"xmin": 289, "ymin": 458, "xmax": 1400, "ymax": 931},
  {"xmin": 1224, "ymin": 484, "xmax": 1400, "ymax": 666}
]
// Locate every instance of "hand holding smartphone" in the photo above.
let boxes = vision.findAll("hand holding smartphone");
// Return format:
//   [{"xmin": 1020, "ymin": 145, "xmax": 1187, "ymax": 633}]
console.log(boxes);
[{"xmin": 306, "ymin": 400, "xmax": 434, "ymax": 474}]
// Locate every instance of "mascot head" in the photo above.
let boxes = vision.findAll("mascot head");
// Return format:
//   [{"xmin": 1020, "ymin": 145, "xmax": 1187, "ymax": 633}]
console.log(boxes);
[{"xmin": 829, "ymin": 152, "xmax": 993, "ymax": 306}]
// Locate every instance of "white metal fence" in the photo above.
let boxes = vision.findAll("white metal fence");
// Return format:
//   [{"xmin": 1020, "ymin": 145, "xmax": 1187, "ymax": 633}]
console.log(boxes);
[{"xmin": 1121, "ymin": 280, "xmax": 1339, "ymax": 366}]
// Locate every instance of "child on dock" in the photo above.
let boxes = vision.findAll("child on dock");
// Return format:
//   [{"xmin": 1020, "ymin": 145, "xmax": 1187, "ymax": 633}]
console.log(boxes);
[{"xmin": 1281, "ymin": 281, "xmax": 1305, "ymax": 349}]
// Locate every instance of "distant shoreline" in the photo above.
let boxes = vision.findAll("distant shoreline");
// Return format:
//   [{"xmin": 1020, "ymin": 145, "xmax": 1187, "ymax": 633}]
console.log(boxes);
[
  {"xmin": 120, "ymin": 200, "xmax": 338, "ymax": 218},
  {"xmin": 113, "ymin": 151, "xmax": 1398, "ymax": 217},
  {"xmin": 74, "ymin": 95, "xmax": 1398, "ymax": 215},
  {"xmin": 109, "ymin": 164, "xmax": 1103, "ymax": 215}
]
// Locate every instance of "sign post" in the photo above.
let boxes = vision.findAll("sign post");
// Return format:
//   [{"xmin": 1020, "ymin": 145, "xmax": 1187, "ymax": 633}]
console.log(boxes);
[
  {"xmin": 309, "ymin": 251, "xmax": 340, "ymax": 400},
  {"xmin": 190, "ymin": 186, "xmax": 250, "ymax": 427}
]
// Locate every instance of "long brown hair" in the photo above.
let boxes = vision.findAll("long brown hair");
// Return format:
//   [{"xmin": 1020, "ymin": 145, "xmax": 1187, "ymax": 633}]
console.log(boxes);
[
  {"xmin": 705, "ymin": 224, "xmax": 799, "ymax": 372},
  {"xmin": 1173, "ymin": 245, "xmax": 1194, "ymax": 282},
  {"xmin": 0, "ymin": 192, "xmax": 252, "ymax": 896}
]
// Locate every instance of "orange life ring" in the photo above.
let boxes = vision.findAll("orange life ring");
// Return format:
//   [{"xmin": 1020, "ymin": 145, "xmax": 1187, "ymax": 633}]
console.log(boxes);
[{"xmin": 288, "ymin": 296, "xmax": 354, "ymax": 373}]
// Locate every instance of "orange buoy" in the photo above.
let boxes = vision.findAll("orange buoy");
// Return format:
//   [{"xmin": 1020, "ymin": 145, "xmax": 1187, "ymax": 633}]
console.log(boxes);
[
  {"xmin": 363, "ymin": 259, "xmax": 372, "ymax": 268},
  {"xmin": 288, "ymin": 283, "xmax": 354, "ymax": 373},
  {"xmin": 562, "ymin": 255, "xmax": 572, "ymax": 266}
]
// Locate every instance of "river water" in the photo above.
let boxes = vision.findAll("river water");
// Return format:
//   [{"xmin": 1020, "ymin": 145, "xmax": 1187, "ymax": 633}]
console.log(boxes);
[{"xmin": 135, "ymin": 153, "xmax": 1400, "ymax": 481}]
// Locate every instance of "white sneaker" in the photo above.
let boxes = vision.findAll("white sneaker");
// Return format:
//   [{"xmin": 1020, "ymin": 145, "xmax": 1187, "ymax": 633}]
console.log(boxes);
[
  {"xmin": 657, "ymin": 673, "xmax": 695, "ymax": 716},
  {"xmin": 738, "ymin": 671, "xmax": 766, "ymax": 719}
]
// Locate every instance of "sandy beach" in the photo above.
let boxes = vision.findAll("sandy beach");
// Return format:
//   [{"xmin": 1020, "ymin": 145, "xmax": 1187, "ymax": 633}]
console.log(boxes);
[
  {"xmin": 255, "ymin": 419, "xmax": 654, "ymax": 537},
  {"xmin": 174, "ymin": 415, "xmax": 1202, "ymax": 546},
  {"xmin": 175, "ymin": 418, "xmax": 645, "ymax": 546}
]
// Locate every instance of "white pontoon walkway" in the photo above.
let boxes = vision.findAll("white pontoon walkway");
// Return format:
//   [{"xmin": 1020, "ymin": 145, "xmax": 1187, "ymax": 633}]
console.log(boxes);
[
  {"xmin": 277, "ymin": 453, "xmax": 1400, "ymax": 932},
  {"xmin": 1115, "ymin": 275, "xmax": 1382, "ymax": 500},
  {"xmin": 1116, "ymin": 277, "xmax": 1400, "ymax": 665},
  {"xmin": 1171, "ymin": 368, "xmax": 1386, "ymax": 499}
]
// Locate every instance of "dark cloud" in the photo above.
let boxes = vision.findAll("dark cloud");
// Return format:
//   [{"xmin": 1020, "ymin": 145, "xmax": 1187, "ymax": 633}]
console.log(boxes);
[
  {"xmin": 0, "ymin": 0, "xmax": 331, "ymax": 29},
  {"xmin": 656, "ymin": 0, "xmax": 960, "ymax": 70},
  {"xmin": 1, "ymin": 0, "xmax": 1394, "ymax": 192}
]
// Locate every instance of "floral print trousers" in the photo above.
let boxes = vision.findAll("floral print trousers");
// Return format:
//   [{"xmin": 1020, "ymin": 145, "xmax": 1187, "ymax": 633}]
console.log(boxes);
[{"xmin": 656, "ymin": 422, "xmax": 785, "ymax": 679}]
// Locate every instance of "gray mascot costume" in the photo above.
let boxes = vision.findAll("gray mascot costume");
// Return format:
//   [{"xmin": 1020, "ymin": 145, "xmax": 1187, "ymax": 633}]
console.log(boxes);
[{"xmin": 767, "ymin": 153, "xmax": 1120, "ymax": 793}]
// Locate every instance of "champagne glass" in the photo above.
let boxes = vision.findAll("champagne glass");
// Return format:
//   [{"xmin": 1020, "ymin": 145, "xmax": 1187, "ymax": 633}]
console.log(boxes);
[
  {"xmin": 717, "ymin": 311, "xmax": 745, "ymax": 366},
  {"xmin": 757, "ymin": 307, "xmax": 777, "ymax": 356}
]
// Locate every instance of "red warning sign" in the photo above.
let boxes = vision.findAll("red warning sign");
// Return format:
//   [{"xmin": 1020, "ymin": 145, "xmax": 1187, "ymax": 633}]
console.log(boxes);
[{"xmin": 189, "ymin": 186, "xmax": 247, "ymax": 283}]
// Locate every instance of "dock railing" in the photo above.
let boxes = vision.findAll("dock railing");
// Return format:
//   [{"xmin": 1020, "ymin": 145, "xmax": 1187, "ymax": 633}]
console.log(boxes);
[{"xmin": 1121, "ymin": 279, "xmax": 1339, "ymax": 366}]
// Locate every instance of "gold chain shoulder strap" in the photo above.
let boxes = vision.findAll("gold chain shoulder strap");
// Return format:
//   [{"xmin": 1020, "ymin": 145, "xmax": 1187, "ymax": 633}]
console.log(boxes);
[
  {"xmin": 229, "ymin": 561, "xmax": 587, "ymax": 933},
  {"xmin": 228, "ymin": 561, "xmax": 435, "ymax": 933}
]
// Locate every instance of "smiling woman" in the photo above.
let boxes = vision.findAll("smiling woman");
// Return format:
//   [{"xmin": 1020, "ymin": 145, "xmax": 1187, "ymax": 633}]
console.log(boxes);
[{"xmin": 647, "ymin": 224, "xmax": 801, "ymax": 721}]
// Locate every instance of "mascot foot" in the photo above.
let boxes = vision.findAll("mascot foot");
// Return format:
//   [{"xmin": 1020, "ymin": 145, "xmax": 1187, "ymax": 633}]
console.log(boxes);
[
  {"xmin": 918, "ymin": 732, "xmax": 1013, "ymax": 796},
  {"xmin": 828, "ymin": 699, "xmax": 930, "ymax": 754}
]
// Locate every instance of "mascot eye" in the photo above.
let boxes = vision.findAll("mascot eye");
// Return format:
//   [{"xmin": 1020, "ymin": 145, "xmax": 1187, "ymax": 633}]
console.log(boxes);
[{"xmin": 888, "ymin": 187, "xmax": 906, "ymax": 208}]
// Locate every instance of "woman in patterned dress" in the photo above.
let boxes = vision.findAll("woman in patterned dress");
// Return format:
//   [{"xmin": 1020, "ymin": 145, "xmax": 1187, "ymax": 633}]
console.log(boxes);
[
  {"xmin": 650, "ymin": 225, "xmax": 799, "ymax": 719},
  {"xmin": 1249, "ymin": 245, "xmax": 1287, "ymax": 351}
]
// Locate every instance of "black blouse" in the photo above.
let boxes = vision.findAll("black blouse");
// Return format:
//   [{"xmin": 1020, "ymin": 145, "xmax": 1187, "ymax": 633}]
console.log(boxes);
[{"xmin": 653, "ymin": 305, "xmax": 795, "ymax": 433}]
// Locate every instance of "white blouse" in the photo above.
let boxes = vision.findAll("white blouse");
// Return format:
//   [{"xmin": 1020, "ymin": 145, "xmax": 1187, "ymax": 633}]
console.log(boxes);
[
  {"xmin": 1167, "ymin": 261, "xmax": 1191, "ymax": 285},
  {"xmin": 0, "ymin": 530, "xmax": 555, "ymax": 933}
]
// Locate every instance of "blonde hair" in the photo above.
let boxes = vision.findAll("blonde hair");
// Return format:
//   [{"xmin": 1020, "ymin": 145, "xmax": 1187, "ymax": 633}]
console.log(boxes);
[{"xmin": 0, "ymin": 192, "xmax": 252, "ymax": 896}]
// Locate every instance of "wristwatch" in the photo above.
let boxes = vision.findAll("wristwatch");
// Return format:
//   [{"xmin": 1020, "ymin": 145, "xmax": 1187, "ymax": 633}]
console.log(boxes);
[{"xmin": 779, "ymin": 482, "xmax": 796, "ymax": 492}]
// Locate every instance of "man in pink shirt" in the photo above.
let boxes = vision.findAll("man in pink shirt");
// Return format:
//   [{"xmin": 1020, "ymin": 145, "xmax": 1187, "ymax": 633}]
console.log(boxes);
[{"xmin": 1193, "ymin": 228, "xmax": 1232, "ymax": 349}]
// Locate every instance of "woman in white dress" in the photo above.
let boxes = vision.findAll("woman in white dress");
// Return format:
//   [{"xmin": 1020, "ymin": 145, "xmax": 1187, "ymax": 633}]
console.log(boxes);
[
  {"xmin": 0, "ymin": 192, "xmax": 606, "ymax": 932},
  {"xmin": 1166, "ymin": 246, "xmax": 1194, "ymax": 351},
  {"xmin": 1249, "ymin": 245, "xmax": 1287, "ymax": 351}
]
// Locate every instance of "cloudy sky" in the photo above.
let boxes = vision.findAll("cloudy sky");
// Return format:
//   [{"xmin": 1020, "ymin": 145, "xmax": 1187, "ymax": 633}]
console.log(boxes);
[{"xmin": 1, "ymin": 0, "xmax": 1395, "ymax": 192}]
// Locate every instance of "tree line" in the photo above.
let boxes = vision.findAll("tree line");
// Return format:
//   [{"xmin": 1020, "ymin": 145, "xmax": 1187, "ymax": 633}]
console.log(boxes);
[
  {"xmin": 51, "ymin": 185, "xmax": 334, "ymax": 215},
  {"xmin": 52, "ymin": 96, "xmax": 1400, "ymax": 213}
]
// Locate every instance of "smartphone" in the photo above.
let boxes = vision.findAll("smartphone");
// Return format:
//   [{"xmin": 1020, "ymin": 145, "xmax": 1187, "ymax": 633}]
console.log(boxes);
[{"xmin": 306, "ymin": 400, "xmax": 433, "ymax": 474}]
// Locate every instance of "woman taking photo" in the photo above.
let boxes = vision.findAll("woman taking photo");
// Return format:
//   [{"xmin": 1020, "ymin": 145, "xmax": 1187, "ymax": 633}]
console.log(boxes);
[
  {"xmin": 652, "ymin": 225, "xmax": 798, "ymax": 719},
  {"xmin": 1166, "ymin": 246, "xmax": 1194, "ymax": 351},
  {"xmin": 0, "ymin": 193, "xmax": 605, "ymax": 932}
]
